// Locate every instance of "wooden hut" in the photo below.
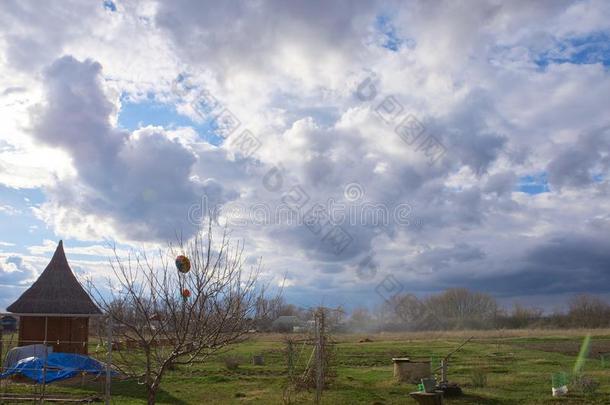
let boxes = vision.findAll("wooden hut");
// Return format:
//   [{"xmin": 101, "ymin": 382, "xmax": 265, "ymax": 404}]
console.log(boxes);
[{"xmin": 6, "ymin": 240, "xmax": 101, "ymax": 354}]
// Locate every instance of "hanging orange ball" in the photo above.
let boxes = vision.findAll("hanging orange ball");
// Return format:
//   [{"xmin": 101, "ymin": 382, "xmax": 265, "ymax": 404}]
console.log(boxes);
[
  {"xmin": 181, "ymin": 289, "xmax": 191, "ymax": 299},
  {"xmin": 175, "ymin": 255, "xmax": 191, "ymax": 273}
]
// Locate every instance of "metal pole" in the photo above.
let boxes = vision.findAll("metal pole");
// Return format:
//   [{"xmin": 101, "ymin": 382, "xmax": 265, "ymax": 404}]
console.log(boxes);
[
  {"xmin": 444, "ymin": 336, "xmax": 474, "ymax": 361},
  {"xmin": 0, "ymin": 319, "xmax": 3, "ymax": 401},
  {"xmin": 105, "ymin": 317, "xmax": 112, "ymax": 405},
  {"xmin": 40, "ymin": 316, "xmax": 48, "ymax": 404},
  {"xmin": 0, "ymin": 318, "xmax": 3, "ymax": 370}
]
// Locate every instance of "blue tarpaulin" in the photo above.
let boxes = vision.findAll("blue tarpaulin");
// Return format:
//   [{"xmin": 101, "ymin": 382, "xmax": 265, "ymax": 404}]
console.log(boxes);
[{"xmin": 0, "ymin": 353, "xmax": 114, "ymax": 384}]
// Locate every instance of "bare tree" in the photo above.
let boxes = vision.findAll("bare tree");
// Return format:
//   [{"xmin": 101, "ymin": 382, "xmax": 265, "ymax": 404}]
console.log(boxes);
[
  {"xmin": 91, "ymin": 224, "xmax": 270, "ymax": 404},
  {"xmin": 348, "ymin": 307, "xmax": 373, "ymax": 332},
  {"xmin": 393, "ymin": 293, "xmax": 443, "ymax": 331},
  {"xmin": 568, "ymin": 294, "xmax": 610, "ymax": 328},
  {"xmin": 386, "ymin": 289, "xmax": 497, "ymax": 331},
  {"xmin": 496, "ymin": 303, "xmax": 543, "ymax": 329},
  {"xmin": 425, "ymin": 288, "xmax": 498, "ymax": 329}
]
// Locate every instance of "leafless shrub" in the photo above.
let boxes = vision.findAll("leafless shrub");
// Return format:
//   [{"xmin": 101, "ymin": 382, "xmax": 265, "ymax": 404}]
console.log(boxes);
[
  {"xmin": 223, "ymin": 356, "xmax": 241, "ymax": 371},
  {"xmin": 571, "ymin": 374, "xmax": 600, "ymax": 395}
]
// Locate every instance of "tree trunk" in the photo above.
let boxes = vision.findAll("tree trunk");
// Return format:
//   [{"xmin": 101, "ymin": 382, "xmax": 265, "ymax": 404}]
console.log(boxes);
[
  {"xmin": 147, "ymin": 385, "xmax": 157, "ymax": 405},
  {"xmin": 147, "ymin": 370, "xmax": 165, "ymax": 405}
]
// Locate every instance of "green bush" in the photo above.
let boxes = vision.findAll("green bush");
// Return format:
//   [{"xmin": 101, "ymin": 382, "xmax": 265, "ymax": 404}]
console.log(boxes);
[{"xmin": 470, "ymin": 370, "xmax": 488, "ymax": 388}]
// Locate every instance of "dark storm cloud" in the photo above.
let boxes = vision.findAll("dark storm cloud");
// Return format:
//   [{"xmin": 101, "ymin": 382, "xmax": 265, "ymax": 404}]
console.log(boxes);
[
  {"xmin": 439, "ymin": 90, "xmax": 507, "ymax": 175},
  {"xmin": 441, "ymin": 234, "xmax": 610, "ymax": 296},
  {"xmin": 547, "ymin": 127, "xmax": 610, "ymax": 190},
  {"xmin": 415, "ymin": 243, "xmax": 486, "ymax": 271}
]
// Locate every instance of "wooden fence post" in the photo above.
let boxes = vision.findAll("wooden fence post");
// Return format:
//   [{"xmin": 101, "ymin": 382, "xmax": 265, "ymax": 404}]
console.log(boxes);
[
  {"xmin": 314, "ymin": 309, "xmax": 325, "ymax": 404},
  {"xmin": 105, "ymin": 317, "xmax": 112, "ymax": 405}
]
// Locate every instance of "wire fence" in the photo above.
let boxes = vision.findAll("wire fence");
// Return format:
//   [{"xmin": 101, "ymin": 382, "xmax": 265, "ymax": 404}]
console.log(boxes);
[{"xmin": 0, "ymin": 317, "xmax": 113, "ymax": 404}]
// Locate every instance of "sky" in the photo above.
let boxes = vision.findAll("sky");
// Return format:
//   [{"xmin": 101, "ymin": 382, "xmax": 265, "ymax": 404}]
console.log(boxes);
[{"xmin": 0, "ymin": 0, "xmax": 609, "ymax": 312}]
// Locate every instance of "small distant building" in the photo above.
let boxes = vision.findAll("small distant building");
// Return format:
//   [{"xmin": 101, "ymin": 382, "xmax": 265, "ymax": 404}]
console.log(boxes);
[
  {"xmin": 6, "ymin": 240, "xmax": 102, "ymax": 354},
  {"xmin": 1, "ymin": 315, "xmax": 17, "ymax": 332},
  {"xmin": 271, "ymin": 315, "xmax": 302, "ymax": 333}
]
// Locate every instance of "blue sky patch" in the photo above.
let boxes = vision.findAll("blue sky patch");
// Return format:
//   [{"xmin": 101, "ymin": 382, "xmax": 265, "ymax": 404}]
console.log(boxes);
[
  {"xmin": 103, "ymin": 0, "xmax": 117, "ymax": 12},
  {"xmin": 118, "ymin": 97, "xmax": 224, "ymax": 145},
  {"xmin": 0, "ymin": 186, "xmax": 54, "ymax": 254},
  {"xmin": 535, "ymin": 32, "xmax": 610, "ymax": 67},
  {"xmin": 518, "ymin": 173, "xmax": 550, "ymax": 195},
  {"xmin": 375, "ymin": 15, "xmax": 410, "ymax": 52}
]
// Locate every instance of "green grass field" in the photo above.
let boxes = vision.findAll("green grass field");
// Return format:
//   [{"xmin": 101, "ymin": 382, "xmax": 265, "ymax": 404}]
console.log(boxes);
[{"xmin": 3, "ymin": 330, "xmax": 610, "ymax": 404}]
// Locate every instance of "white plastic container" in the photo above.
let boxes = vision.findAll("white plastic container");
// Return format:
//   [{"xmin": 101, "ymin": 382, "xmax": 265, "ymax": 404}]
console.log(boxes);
[{"xmin": 552, "ymin": 385, "xmax": 568, "ymax": 397}]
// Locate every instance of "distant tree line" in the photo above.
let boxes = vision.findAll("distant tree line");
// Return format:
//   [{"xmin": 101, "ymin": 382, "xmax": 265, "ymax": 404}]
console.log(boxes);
[
  {"xmin": 255, "ymin": 289, "xmax": 610, "ymax": 333},
  {"xmin": 369, "ymin": 289, "xmax": 610, "ymax": 331}
]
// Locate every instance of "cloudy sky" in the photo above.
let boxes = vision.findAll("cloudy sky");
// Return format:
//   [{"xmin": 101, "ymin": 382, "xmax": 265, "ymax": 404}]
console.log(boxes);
[{"xmin": 0, "ymin": 0, "xmax": 609, "ymax": 312}]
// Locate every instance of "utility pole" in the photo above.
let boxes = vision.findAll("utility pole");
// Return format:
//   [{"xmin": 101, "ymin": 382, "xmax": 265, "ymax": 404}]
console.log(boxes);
[
  {"xmin": 0, "ymin": 318, "xmax": 3, "ymax": 371},
  {"xmin": 105, "ymin": 317, "xmax": 113, "ymax": 405},
  {"xmin": 286, "ymin": 338, "xmax": 295, "ymax": 382}
]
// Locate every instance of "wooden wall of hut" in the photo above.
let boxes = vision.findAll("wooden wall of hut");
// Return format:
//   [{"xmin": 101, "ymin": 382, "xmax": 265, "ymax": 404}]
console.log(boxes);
[{"xmin": 18, "ymin": 316, "xmax": 89, "ymax": 354}]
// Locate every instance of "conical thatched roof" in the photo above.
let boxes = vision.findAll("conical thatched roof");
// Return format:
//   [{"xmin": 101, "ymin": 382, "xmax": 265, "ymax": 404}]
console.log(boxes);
[{"xmin": 7, "ymin": 241, "xmax": 101, "ymax": 315}]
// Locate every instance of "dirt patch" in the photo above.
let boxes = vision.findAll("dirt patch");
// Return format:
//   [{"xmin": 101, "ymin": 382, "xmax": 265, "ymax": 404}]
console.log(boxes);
[{"xmin": 512, "ymin": 339, "xmax": 610, "ymax": 358}]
